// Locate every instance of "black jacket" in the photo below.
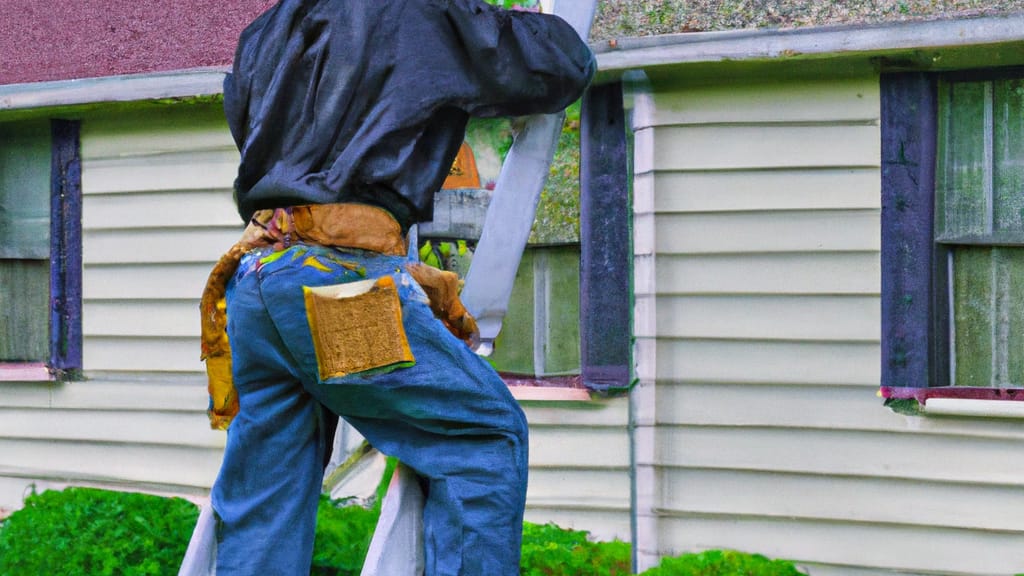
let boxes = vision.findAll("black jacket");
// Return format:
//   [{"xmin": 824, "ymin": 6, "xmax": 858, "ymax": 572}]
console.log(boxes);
[{"xmin": 225, "ymin": 0, "xmax": 595, "ymax": 230}]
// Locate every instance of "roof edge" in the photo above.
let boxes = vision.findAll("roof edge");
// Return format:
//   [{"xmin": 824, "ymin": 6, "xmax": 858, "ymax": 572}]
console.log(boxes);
[
  {"xmin": 594, "ymin": 13, "xmax": 1024, "ymax": 76},
  {"xmin": 0, "ymin": 67, "xmax": 229, "ymax": 112},
  {"xmin": 6, "ymin": 14, "xmax": 1024, "ymax": 110}
]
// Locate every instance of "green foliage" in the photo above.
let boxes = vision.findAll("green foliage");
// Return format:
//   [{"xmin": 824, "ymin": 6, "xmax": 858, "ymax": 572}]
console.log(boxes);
[
  {"xmin": 520, "ymin": 522, "xmax": 631, "ymax": 575},
  {"xmin": 884, "ymin": 397, "xmax": 923, "ymax": 416},
  {"xmin": 639, "ymin": 549, "xmax": 807, "ymax": 576},
  {"xmin": 531, "ymin": 100, "xmax": 582, "ymax": 244},
  {"xmin": 464, "ymin": 100, "xmax": 584, "ymax": 245},
  {"xmin": 311, "ymin": 456, "xmax": 394, "ymax": 575},
  {"xmin": 484, "ymin": 0, "xmax": 540, "ymax": 9},
  {"xmin": 592, "ymin": 0, "xmax": 1024, "ymax": 40},
  {"xmin": 310, "ymin": 496, "xmax": 379, "ymax": 576},
  {"xmin": 0, "ymin": 487, "xmax": 199, "ymax": 576},
  {"xmin": 0, "ymin": 483, "xmax": 809, "ymax": 576}
]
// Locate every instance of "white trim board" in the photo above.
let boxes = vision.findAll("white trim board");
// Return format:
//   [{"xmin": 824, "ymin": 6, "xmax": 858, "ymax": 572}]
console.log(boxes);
[
  {"xmin": 0, "ymin": 68, "xmax": 228, "ymax": 112},
  {"xmin": 595, "ymin": 14, "xmax": 1024, "ymax": 75},
  {"xmin": 923, "ymin": 398, "xmax": 1024, "ymax": 419}
]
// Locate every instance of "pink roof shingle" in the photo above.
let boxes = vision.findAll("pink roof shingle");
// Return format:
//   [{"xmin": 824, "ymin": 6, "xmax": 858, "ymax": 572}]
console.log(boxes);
[{"xmin": 1, "ymin": 0, "xmax": 274, "ymax": 85}]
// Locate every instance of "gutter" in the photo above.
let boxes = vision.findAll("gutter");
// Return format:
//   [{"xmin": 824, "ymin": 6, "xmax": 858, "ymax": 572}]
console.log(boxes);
[
  {"xmin": 593, "ymin": 13, "xmax": 1024, "ymax": 77},
  {"xmin": 0, "ymin": 67, "xmax": 227, "ymax": 112}
]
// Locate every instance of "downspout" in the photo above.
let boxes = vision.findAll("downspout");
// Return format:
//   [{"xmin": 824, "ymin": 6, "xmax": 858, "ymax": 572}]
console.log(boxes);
[{"xmin": 624, "ymin": 71, "xmax": 660, "ymax": 573}]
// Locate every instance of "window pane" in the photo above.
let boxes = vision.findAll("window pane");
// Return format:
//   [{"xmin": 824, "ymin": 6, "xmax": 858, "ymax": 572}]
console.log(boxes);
[
  {"xmin": 0, "ymin": 259, "xmax": 49, "ymax": 362},
  {"xmin": 937, "ymin": 81, "xmax": 990, "ymax": 240},
  {"xmin": 993, "ymin": 78, "xmax": 1024, "ymax": 237},
  {"xmin": 0, "ymin": 121, "xmax": 51, "ymax": 259},
  {"xmin": 952, "ymin": 246, "xmax": 1024, "ymax": 387}
]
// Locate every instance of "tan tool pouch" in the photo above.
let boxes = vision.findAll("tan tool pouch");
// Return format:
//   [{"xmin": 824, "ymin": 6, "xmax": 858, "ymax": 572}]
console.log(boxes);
[{"xmin": 303, "ymin": 275, "xmax": 415, "ymax": 381}]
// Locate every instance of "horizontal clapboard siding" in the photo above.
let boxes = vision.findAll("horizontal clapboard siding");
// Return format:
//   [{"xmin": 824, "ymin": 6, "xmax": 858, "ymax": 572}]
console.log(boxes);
[
  {"xmin": 638, "ymin": 77, "xmax": 881, "ymax": 126},
  {"xmin": 0, "ymin": 375, "xmax": 223, "ymax": 508},
  {"xmin": 84, "ymin": 149, "xmax": 240, "ymax": 194},
  {"xmin": 645, "ymin": 295, "xmax": 879, "ymax": 341},
  {"xmin": 652, "ymin": 210, "xmax": 880, "ymax": 254},
  {"xmin": 650, "ymin": 340, "xmax": 881, "ymax": 385},
  {"xmin": 80, "ymin": 105, "xmax": 241, "ymax": 373},
  {"xmin": 633, "ymin": 72, "xmax": 1024, "ymax": 575},
  {"xmin": 658, "ymin": 516, "xmax": 1024, "ymax": 576},
  {"xmin": 648, "ymin": 125, "xmax": 880, "ymax": 171},
  {"xmin": 2, "ymin": 102, "xmax": 633, "ymax": 546},
  {"xmin": 654, "ymin": 252, "xmax": 881, "ymax": 295},
  {"xmin": 84, "ymin": 190, "xmax": 239, "ymax": 229},
  {"xmin": 640, "ymin": 169, "xmax": 881, "ymax": 213},
  {"xmin": 523, "ymin": 397, "xmax": 632, "ymax": 541},
  {"xmin": 2, "ymin": 105, "xmax": 244, "ymax": 509},
  {"xmin": 84, "ymin": 263, "xmax": 218, "ymax": 300},
  {"xmin": 659, "ymin": 468, "xmax": 1024, "ymax": 532},
  {"xmin": 1, "ymin": 376, "xmax": 633, "ymax": 543},
  {"xmin": 654, "ymin": 426, "xmax": 1024, "ymax": 485}
]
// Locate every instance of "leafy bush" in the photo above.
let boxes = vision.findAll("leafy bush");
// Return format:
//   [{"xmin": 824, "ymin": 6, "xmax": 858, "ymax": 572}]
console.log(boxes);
[
  {"xmin": 311, "ymin": 455, "xmax": 395, "ymax": 574},
  {"xmin": 639, "ymin": 549, "xmax": 808, "ymax": 576},
  {"xmin": 0, "ymin": 483, "xmax": 808, "ymax": 576},
  {"xmin": 520, "ymin": 522, "xmax": 631, "ymax": 575},
  {"xmin": 0, "ymin": 487, "xmax": 199, "ymax": 576},
  {"xmin": 310, "ymin": 496, "xmax": 379, "ymax": 576}
]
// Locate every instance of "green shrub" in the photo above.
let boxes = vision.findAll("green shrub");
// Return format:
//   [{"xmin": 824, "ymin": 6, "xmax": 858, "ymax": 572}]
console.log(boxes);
[
  {"xmin": 0, "ymin": 487, "xmax": 199, "ymax": 576},
  {"xmin": 310, "ymin": 496, "xmax": 379, "ymax": 576},
  {"xmin": 1, "ymin": 483, "xmax": 807, "ymax": 576},
  {"xmin": 639, "ymin": 549, "xmax": 808, "ymax": 576},
  {"xmin": 520, "ymin": 522, "xmax": 631, "ymax": 576},
  {"xmin": 310, "ymin": 455, "xmax": 395, "ymax": 574}
]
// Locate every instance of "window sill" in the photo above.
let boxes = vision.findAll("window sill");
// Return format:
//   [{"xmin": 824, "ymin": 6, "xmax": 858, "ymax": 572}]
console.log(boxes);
[
  {"xmin": 508, "ymin": 386, "xmax": 591, "ymax": 402},
  {"xmin": 0, "ymin": 362, "xmax": 52, "ymax": 382},
  {"xmin": 881, "ymin": 386, "xmax": 1024, "ymax": 419},
  {"xmin": 922, "ymin": 398, "xmax": 1024, "ymax": 419},
  {"xmin": 501, "ymin": 373, "xmax": 592, "ymax": 402}
]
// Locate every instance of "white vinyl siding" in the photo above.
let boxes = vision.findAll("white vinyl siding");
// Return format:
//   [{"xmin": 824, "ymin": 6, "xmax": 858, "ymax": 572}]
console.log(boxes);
[
  {"xmin": 80, "ymin": 105, "xmax": 241, "ymax": 374},
  {"xmin": 523, "ymin": 397, "xmax": 631, "ymax": 541},
  {"xmin": 632, "ymin": 74, "xmax": 1024, "ymax": 575},
  {"xmin": 1, "ymin": 102, "xmax": 632, "ymax": 544},
  {"xmin": 0, "ymin": 376, "xmax": 224, "ymax": 510}
]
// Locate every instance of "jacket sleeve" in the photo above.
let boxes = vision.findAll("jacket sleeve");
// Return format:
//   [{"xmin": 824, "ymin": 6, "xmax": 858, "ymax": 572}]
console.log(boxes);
[{"xmin": 438, "ymin": 0, "xmax": 596, "ymax": 117}]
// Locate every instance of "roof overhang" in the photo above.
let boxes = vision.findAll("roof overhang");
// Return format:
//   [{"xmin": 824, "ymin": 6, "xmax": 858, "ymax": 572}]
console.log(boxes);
[
  {"xmin": 5, "ymin": 14, "xmax": 1024, "ymax": 114},
  {"xmin": 0, "ymin": 68, "xmax": 228, "ymax": 115},
  {"xmin": 593, "ymin": 13, "xmax": 1024, "ymax": 83}
]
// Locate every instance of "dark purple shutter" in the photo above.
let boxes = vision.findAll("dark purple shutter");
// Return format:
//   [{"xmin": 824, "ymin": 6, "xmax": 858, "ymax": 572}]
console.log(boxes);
[{"xmin": 580, "ymin": 82, "xmax": 632, "ymax": 393}]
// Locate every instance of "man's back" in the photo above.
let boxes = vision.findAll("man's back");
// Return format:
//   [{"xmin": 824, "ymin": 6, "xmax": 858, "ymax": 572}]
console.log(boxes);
[{"xmin": 225, "ymin": 0, "xmax": 595, "ymax": 229}]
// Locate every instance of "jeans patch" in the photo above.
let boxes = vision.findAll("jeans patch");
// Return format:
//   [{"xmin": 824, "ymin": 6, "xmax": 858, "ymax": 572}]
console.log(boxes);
[{"xmin": 303, "ymin": 275, "xmax": 415, "ymax": 380}]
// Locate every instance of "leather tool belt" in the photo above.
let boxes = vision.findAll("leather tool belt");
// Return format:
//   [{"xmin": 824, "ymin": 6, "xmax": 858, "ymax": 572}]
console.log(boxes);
[{"xmin": 199, "ymin": 203, "xmax": 477, "ymax": 430}]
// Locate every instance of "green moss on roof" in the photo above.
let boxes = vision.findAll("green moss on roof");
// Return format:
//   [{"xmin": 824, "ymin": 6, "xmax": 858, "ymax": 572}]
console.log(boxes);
[
  {"xmin": 591, "ymin": 0, "xmax": 1024, "ymax": 39},
  {"xmin": 463, "ymin": 102, "xmax": 582, "ymax": 245},
  {"xmin": 530, "ymin": 101, "xmax": 581, "ymax": 245}
]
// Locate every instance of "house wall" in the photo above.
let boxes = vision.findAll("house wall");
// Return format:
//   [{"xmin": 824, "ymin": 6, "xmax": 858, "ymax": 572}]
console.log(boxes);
[
  {"xmin": 0, "ymin": 102, "xmax": 631, "ymax": 542},
  {"xmin": 631, "ymin": 72, "xmax": 1024, "ymax": 575}
]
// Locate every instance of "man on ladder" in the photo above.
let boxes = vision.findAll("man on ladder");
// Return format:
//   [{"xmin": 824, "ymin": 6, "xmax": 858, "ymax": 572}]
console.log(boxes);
[{"xmin": 192, "ymin": 1, "xmax": 594, "ymax": 574}]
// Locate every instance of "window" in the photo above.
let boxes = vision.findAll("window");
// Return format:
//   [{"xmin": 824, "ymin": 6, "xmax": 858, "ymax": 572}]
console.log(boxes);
[
  {"xmin": 936, "ymin": 74, "xmax": 1024, "ymax": 387},
  {"xmin": 414, "ymin": 84, "xmax": 632, "ymax": 394},
  {"xmin": 882, "ymin": 70, "xmax": 1024, "ymax": 398},
  {"xmin": 0, "ymin": 121, "xmax": 51, "ymax": 365},
  {"xmin": 0, "ymin": 119, "xmax": 82, "ymax": 380}
]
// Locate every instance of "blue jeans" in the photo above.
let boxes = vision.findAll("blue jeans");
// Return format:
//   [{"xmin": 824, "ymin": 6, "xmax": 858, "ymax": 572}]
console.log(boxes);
[{"xmin": 211, "ymin": 244, "xmax": 529, "ymax": 575}]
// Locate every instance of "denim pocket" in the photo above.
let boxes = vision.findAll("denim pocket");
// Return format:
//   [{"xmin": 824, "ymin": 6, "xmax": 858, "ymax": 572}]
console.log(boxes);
[{"xmin": 303, "ymin": 275, "xmax": 416, "ymax": 381}]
